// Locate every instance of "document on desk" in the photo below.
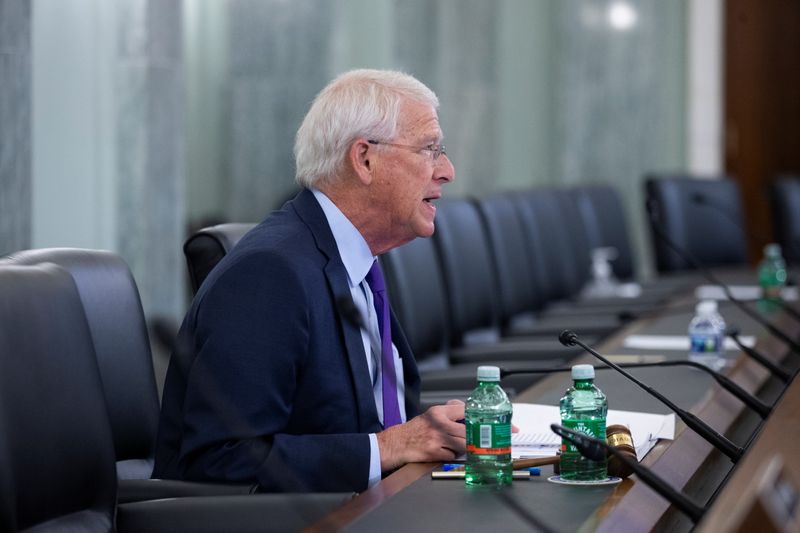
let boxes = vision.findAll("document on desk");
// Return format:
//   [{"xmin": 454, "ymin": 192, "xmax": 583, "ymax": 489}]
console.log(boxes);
[
  {"xmin": 511, "ymin": 403, "xmax": 675, "ymax": 461},
  {"xmin": 622, "ymin": 334, "xmax": 756, "ymax": 351},
  {"xmin": 695, "ymin": 284, "xmax": 798, "ymax": 301}
]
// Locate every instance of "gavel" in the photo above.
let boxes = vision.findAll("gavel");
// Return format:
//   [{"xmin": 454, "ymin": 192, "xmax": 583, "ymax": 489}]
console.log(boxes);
[{"xmin": 512, "ymin": 424, "xmax": 637, "ymax": 479}]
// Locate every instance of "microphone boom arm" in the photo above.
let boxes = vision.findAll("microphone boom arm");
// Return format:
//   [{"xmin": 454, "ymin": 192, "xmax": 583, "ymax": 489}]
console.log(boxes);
[
  {"xmin": 559, "ymin": 330, "xmax": 744, "ymax": 462},
  {"xmin": 551, "ymin": 424, "xmax": 705, "ymax": 523}
]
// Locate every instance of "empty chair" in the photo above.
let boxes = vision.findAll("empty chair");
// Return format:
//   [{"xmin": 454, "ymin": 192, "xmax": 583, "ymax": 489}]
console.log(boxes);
[
  {"xmin": 0, "ymin": 263, "xmax": 118, "ymax": 531},
  {"xmin": 567, "ymin": 184, "xmax": 679, "ymax": 303},
  {"xmin": 770, "ymin": 175, "xmax": 800, "ymax": 265},
  {"xmin": 2, "ymin": 248, "xmax": 160, "ymax": 481},
  {"xmin": 431, "ymin": 197, "xmax": 587, "ymax": 364},
  {"xmin": 476, "ymin": 192, "xmax": 625, "ymax": 339},
  {"xmin": 645, "ymin": 175, "xmax": 748, "ymax": 273},
  {"xmin": 380, "ymin": 237, "xmax": 547, "ymax": 402},
  {"xmin": 570, "ymin": 184, "xmax": 635, "ymax": 280},
  {"xmin": 184, "ymin": 223, "xmax": 256, "ymax": 293}
]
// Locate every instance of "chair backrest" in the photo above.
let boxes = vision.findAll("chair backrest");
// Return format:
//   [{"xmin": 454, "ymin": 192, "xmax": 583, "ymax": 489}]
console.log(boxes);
[
  {"xmin": 0, "ymin": 263, "xmax": 117, "ymax": 532},
  {"xmin": 570, "ymin": 184, "xmax": 635, "ymax": 280},
  {"xmin": 380, "ymin": 237, "xmax": 449, "ymax": 362},
  {"xmin": 184, "ymin": 223, "xmax": 257, "ymax": 294},
  {"xmin": 645, "ymin": 175, "xmax": 748, "ymax": 273},
  {"xmin": 431, "ymin": 198, "xmax": 500, "ymax": 346},
  {"xmin": 770, "ymin": 175, "xmax": 800, "ymax": 264},
  {"xmin": 2, "ymin": 248, "xmax": 160, "ymax": 480},
  {"xmin": 513, "ymin": 189, "xmax": 586, "ymax": 302},
  {"xmin": 475, "ymin": 193, "xmax": 545, "ymax": 324}
]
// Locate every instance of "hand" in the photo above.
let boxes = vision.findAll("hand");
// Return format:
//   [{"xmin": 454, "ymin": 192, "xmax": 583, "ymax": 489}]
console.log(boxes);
[{"xmin": 376, "ymin": 399, "xmax": 466, "ymax": 472}]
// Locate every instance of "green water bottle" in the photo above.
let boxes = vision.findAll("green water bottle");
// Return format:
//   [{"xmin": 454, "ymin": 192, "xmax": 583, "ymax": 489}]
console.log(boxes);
[
  {"xmin": 465, "ymin": 366, "xmax": 513, "ymax": 486},
  {"xmin": 758, "ymin": 243, "xmax": 787, "ymax": 309},
  {"xmin": 559, "ymin": 364, "xmax": 608, "ymax": 481}
]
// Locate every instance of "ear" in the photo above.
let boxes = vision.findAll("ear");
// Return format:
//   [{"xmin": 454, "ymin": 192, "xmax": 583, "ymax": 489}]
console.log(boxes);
[{"xmin": 349, "ymin": 138, "xmax": 374, "ymax": 186}]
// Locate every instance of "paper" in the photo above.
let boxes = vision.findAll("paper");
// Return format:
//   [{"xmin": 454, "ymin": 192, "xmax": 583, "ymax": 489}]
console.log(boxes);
[
  {"xmin": 695, "ymin": 284, "xmax": 798, "ymax": 302},
  {"xmin": 623, "ymin": 334, "xmax": 756, "ymax": 351},
  {"xmin": 511, "ymin": 403, "xmax": 675, "ymax": 461}
]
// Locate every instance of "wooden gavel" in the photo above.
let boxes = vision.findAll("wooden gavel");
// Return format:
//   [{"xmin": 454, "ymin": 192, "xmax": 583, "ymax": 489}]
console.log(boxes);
[{"xmin": 512, "ymin": 424, "xmax": 637, "ymax": 479}]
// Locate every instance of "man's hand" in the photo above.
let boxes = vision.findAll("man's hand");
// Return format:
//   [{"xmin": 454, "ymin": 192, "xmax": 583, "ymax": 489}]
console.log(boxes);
[{"xmin": 376, "ymin": 399, "xmax": 466, "ymax": 472}]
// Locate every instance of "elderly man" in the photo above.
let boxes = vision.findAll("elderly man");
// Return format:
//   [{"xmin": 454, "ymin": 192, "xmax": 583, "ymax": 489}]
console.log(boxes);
[{"xmin": 153, "ymin": 69, "xmax": 463, "ymax": 492}]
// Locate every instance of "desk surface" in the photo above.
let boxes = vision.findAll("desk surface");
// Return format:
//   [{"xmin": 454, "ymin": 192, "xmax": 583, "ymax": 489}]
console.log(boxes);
[{"xmin": 307, "ymin": 274, "xmax": 800, "ymax": 532}]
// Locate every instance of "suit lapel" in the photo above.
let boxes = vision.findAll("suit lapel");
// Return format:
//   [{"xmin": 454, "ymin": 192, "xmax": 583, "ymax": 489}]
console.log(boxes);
[{"xmin": 291, "ymin": 190, "xmax": 381, "ymax": 432}]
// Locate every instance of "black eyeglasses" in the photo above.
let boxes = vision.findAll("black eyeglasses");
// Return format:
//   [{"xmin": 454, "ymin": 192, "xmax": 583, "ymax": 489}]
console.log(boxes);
[{"xmin": 367, "ymin": 139, "xmax": 447, "ymax": 161}]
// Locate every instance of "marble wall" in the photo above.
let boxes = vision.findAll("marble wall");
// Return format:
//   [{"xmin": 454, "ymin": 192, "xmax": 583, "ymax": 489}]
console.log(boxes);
[
  {"xmin": 116, "ymin": 0, "xmax": 186, "ymax": 321},
  {"xmin": 0, "ymin": 0, "xmax": 31, "ymax": 255},
  {"xmin": 554, "ymin": 0, "xmax": 686, "ymax": 275},
  {"xmin": 188, "ymin": 0, "xmax": 687, "ymax": 272}
]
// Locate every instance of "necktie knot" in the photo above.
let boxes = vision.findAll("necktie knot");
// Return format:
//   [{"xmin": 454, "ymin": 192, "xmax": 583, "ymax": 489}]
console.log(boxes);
[{"xmin": 365, "ymin": 260, "xmax": 385, "ymax": 294}]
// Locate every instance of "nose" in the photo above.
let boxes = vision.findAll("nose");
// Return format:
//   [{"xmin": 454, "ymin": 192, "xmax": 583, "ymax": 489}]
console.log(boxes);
[{"xmin": 435, "ymin": 154, "xmax": 455, "ymax": 183}]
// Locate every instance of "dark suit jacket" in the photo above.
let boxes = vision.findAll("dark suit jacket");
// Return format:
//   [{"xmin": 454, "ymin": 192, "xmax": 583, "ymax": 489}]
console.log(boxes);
[{"xmin": 153, "ymin": 189, "xmax": 421, "ymax": 492}]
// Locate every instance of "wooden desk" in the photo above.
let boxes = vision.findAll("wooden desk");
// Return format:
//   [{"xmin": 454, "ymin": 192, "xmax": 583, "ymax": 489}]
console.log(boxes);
[{"xmin": 306, "ymin": 279, "xmax": 800, "ymax": 532}]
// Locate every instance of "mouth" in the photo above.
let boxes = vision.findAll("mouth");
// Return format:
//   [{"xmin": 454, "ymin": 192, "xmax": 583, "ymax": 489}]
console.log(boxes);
[{"xmin": 423, "ymin": 194, "xmax": 440, "ymax": 205}]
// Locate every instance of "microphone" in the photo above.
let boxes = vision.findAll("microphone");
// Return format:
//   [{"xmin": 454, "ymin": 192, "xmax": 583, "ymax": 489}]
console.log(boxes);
[
  {"xmin": 336, "ymin": 295, "xmax": 366, "ymax": 329},
  {"xmin": 693, "ymin": 191, "xmax": 800, "ymax": 267},
  {"xmin": 550, "ymin": 424, "xmax": 705, "ymax": 523},
  {"xmin": 501, "ymin": 359, "xmax": 772, "ymax": 419},
  {"xmin": 690, "ymin": 192, "xmax": 766, "ymax": 244},
  {"xmin": 646, "ymin": 198, "xmax": 800, "ymax": 354},
  {"xmin": 726, "ymin": 325, "xmax": 793, "ymax": 383},
  {"xmin": 691, "ymin": 192, "xmax": 800, "ymax": 323},
  {"xmin": 558, "ymin": 330, "xmax": 744, "ymax": 462}
]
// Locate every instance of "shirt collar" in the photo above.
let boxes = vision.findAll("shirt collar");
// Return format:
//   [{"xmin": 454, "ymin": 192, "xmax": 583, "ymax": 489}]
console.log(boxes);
[{"xmin": 311, "ymin": 188, "xmax": 375, "ymax": 288}]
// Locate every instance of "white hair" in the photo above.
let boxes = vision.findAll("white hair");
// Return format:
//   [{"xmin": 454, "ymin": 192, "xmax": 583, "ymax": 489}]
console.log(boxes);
[{"xmin": 294, "ymin": 69, "xmax": 439, "ymax": 188}]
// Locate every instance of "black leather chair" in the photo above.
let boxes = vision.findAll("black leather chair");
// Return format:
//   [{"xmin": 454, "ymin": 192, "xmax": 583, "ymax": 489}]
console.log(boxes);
[
  {"xmin": 566, "ymin": 184, "xmax": 678, "ymax": 303},
  {"xmin": 0, "ymin": 262, "xmax": 352, "ymax": 532},
  {"xmin": 380, "ymin": 237, "xmax": 547, "ymax": 403},
  {"xmin": 0, "ymin": 248, "xmax": 258, "ymax": 502},
  {"xmin": 570, "ymin": 184, "xmax": 635, "ymax": 280},
  {"xmin": 430, "ymin": 197, "xmax": 587, "ymax": 364},
  {"xmin": 0, "ymin": 263, "xmax": 119, "ymax": 531},
  {"xmin": 770, "ymin": 175, "xmax": 800, "ymax": 265},
  {"xmin": 645, "ymin": 175, "xmax": 748, "ymax": 273},
  {"xmin": 184, "ymin": 223, "xmax": 256, "ymax": 294},
  {"xmin": 2, "ymin": 249, "xmax": 160, "ymax": 481}
]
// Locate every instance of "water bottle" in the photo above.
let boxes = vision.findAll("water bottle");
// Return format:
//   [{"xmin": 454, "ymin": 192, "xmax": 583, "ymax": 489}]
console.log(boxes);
[
  {"xmin": 758, "ymin": 243, "xmax": 787, "ymax": 310},
  {"xmin": 688, "ymin": 300, "xmax": 727, "ymax": 371},
  {"xmin": 465, "ymin": 366, "xmax": 513, "ymax": 486},
  {"xmin": 559, "ymin": 364, "xmax": 608, "ymax": 481}
]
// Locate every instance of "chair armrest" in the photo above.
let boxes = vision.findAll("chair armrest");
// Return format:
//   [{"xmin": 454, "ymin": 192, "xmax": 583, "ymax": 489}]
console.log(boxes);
[
  {"xmin": 117, "ymin": 493, "xmax": 355, "ymax": 533},
  {"xmin": 118, "ymin": 478, "xmax": 258, "ymax": 504}
]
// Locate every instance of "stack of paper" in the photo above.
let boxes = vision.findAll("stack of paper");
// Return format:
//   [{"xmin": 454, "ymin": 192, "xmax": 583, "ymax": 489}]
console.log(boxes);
[
  {"xmin": 511, "ymin": 403, "xmax": 675, "ymax": 461},
  {"xmin": 622, "ymin": 334, "xmax": 755, "ymax": 351},
  {"xmin": 695, "ymin": 284, "xmax": 798, "ymax": 301}
]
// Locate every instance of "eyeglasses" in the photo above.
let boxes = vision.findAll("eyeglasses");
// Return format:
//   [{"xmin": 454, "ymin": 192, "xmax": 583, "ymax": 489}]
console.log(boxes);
[{"xmin": 367, "ymin": 139, "xmax": 447, "ymax": 161}]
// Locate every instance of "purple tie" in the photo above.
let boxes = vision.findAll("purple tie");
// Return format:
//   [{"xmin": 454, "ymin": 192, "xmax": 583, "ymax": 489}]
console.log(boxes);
[{"xmin": 365, "ymin": 260, "xmax": 402, "ymax": 428}]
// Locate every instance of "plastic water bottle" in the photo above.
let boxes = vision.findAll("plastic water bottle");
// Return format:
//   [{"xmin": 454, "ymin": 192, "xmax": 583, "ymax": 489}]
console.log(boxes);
[
  {"xmin": 688, "ymin": 300, "xmax": 727, "ymax": 371},
  {"xmin": 758, "ymin": 243, "xmax": 787, "ymax": 310},
  {"xmin": 559, "ymin": 364, "xmax": 608, "ymax": 481},
  {"xmin": 465, "ymin": 366, "xmax": 513, "ymax": 486}
]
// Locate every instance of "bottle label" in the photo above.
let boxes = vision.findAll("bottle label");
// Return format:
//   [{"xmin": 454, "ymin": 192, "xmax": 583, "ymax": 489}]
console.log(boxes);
[
  {"xmin": 762, "ymin": 285, "xmax": 782, "ymax": 300},
  {"xmin": 466, "ymin": 421, "xmax": 511, "ymax": 455},
  {"xmin": 560, "ymin": 418, "xmax": 605, "ymax": 454},
  {"xmin": 689, "ymin": 333, "xmax": 720, "ymax": 353}
]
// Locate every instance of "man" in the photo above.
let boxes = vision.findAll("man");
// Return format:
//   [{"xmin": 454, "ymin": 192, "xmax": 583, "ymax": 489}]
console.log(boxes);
[{"xmin": 153, "ymin": 69, "xmax": 464, "ymax": 492}]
